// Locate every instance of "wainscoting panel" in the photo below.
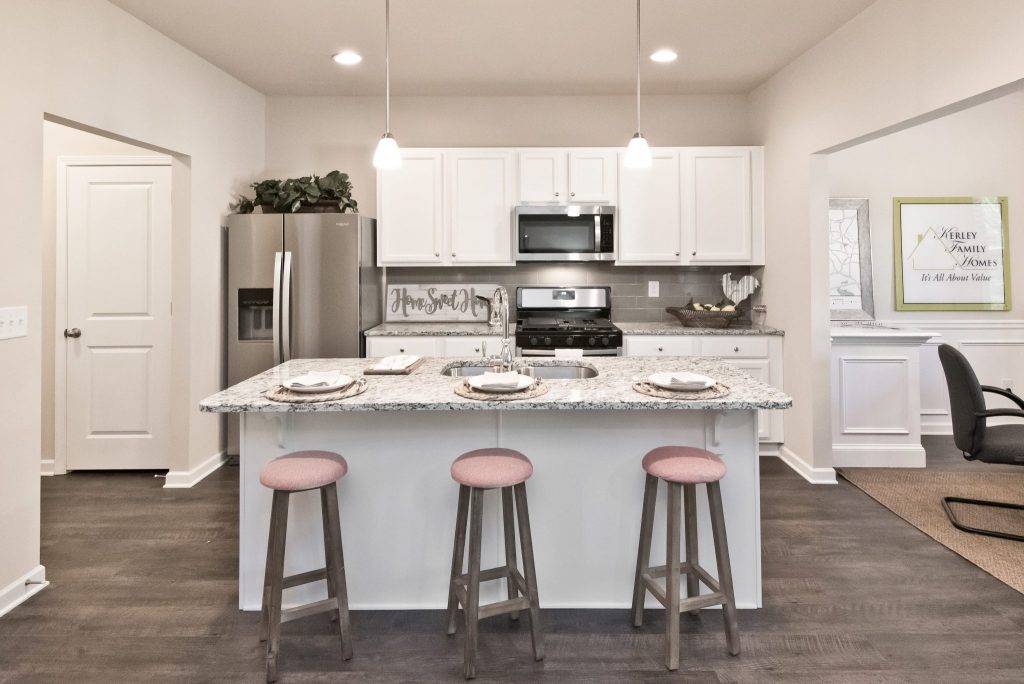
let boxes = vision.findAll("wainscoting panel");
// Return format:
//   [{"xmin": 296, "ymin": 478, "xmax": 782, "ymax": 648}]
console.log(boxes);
[{"xmin": 838, "ymin": 356, "xmax": 911, "ymax": 435}]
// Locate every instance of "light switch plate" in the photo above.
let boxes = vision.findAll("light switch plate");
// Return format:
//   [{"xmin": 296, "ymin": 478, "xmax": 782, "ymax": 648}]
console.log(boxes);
[
  {"xmin": 0, "ymin": 306, "xmax": 28, "ymax": 340},
  {"xmin": 648, "ymin": 281, "xmax": 660, "ymax": 297}
]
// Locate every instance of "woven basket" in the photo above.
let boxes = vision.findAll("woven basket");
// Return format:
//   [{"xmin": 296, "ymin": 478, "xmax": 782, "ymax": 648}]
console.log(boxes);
[{"xmin": 665, "ymin": 306, "xmax": 743, "ymax": 329}]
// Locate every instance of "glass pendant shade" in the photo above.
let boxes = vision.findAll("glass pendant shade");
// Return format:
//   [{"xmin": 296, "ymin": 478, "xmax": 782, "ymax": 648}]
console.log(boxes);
[
  {"xmin": 623, "ymin": 133, "xmax": 652, "ymax": 168},
  {"xmin": 373, "ymin": 133, "xmax": 402, "ymax": 169}
]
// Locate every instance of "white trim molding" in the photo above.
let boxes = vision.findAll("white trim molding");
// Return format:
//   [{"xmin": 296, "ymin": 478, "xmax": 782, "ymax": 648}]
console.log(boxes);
[
  {"xmin": 831, "ymin": 443, "xmax": 926, "ymax": 468},
  {"xmin": 0, "ymin": 565, "xmax": 48, "ymax": 618},
  {"xmin": 164, "ymin": 451, "xmax": 227, "ymax": 489},
  {"xmin": 777, "ymin": 445, "xmax": 837, "ymax": 484},
  {"xmin": 41, "ymin": 458, "xmax": 56, "ymax": 476}
]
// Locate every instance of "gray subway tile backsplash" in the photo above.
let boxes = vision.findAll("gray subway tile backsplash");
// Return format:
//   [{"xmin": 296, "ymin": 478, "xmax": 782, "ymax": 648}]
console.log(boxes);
[{"xmin": 385, "ymin": 264, "xmax": 752, "ymax": 323}]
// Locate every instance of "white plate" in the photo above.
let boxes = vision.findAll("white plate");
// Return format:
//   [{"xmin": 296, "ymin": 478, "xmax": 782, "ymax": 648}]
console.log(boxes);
[
  {"xmin": 465, "ymin": 373, "xmax": 536, "ymax": 394},
  {"xmin": 648, "ymin": 371, "xmax": 716, "ymax": 392},
  {"xmin": 283, "ymin": 372, "xmax": 354, "ymax": 394}
]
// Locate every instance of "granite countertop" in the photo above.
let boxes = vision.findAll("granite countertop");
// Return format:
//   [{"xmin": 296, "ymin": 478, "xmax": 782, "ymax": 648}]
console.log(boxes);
[
  {"xmin": 614, "ymin": 322, "xmax": 784, "ymax": 336},
  {"xmin": 200, "ymin": 356, "xmax": 792, "ymax": 413},
  {"xmin": 364, "ymin": 322, "xmax": 499, "ymax": 336}
]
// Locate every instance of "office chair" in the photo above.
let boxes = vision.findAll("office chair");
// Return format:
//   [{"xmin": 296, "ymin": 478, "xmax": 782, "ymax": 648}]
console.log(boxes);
[{"xmin": 937, "ymin": 343, "xmax": 1024, "ymax": 542}]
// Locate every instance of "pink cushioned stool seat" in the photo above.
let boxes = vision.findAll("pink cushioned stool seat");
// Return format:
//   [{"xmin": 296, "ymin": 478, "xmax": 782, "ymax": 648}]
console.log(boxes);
[
  {"xmin": 451, "ymin": 448, "xmax": 533, "ymax": 489},
  {"xmin": 260, "ymin": 450, "xmax": 348, "ymax": 492},
  {"xmin": 642, "ymin": 446, "xmax": 726, "ymax": 484}
]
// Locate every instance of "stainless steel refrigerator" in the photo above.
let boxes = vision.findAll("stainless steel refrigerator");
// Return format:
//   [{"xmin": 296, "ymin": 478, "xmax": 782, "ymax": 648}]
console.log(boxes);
[{"xmin": 226, "ymin": 213, "xmax": 381, "ymax": 454}]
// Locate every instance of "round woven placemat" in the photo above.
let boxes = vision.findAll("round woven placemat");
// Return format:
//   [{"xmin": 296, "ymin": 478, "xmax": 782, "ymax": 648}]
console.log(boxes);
[
  {"xmin": 264, "ymin": 378, "xmax": 369, "ymax": 403},
  {"xmin": 454, "ymin": 379, "xmax": 549, "ymax": 402},
  {"xmin": 632, "ymin": 381, "xmax": 730, "ymax": 400}
]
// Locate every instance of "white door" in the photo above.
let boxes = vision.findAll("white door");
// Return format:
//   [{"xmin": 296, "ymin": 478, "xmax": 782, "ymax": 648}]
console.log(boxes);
[
  {"xmin": 517, "ymin": 150, "xmax": 566, "ymax": 203},
  {"xmin": 685, "ymin": 148, "xmax": 752, "ymax": 263},
  {"xmin": 568, "ymin": 150, "xmax": 617, "ymax": 203},
  {"xmin": 449, "ymin": 150, "xmax": 514, "ymax": 265},
  {"xmin": 616, "ymin": 150, "xmax": 682, "ymax": 264},
  {"xmin": 63, "ymin": 162, "xmax": 172, "ymax": 470},
  {"xmin": 377, "ymin": 150, "xmax": 444, "ymax": 265}
]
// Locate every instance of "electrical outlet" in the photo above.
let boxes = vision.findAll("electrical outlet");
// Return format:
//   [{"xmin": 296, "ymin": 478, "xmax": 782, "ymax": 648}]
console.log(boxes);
[
  {"xmin": 1002, "ymin": 377, "xmax": 1013, "ymax": 391},
  {"xmin": 0, "ymin": 306, "xmax": 28, "ymax": 340},
  {"xmin": 648, "ymin": 280, "xmax": 660, "ymax": 297}
]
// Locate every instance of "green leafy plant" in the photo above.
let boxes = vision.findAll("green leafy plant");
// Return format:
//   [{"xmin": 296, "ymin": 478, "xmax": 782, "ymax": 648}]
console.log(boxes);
[{"xmin": 233, "ymin": 171, "xmax": 358, "ymax": 213}]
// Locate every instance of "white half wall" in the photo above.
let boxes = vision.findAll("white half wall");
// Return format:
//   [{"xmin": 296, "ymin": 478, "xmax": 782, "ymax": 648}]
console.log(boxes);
[{"xmin": 0, "ymin": 0, "xmax": 264, "ymax": 608}]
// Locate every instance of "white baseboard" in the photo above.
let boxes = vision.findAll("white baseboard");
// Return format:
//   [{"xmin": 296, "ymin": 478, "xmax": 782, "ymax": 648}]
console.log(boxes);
[
  {"xmin": 164, "ymin": 450, "xmax": 227, "ymax": 489},
  {"xmin": 759, "ymin": 443, "xmax": 780, "ymax": 457},
  {"xmin": 0, "ymin": 565, "xmax": 48, "ymax": 618},
  {"xmin": 41, "ymin": 458, "xmax": 55, "ymax": 476},
  {"xmin": 778, "ymin": 445, "xmax": 837, "ymax": 484},
  {"xmin": 832, "ymin": 443, "xmax": 926, "ymax": 468}
]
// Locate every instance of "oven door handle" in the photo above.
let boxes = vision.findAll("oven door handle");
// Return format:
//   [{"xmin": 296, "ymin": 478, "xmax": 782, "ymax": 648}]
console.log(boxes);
[{"xmin": 519, "ymin": 348, "xmax": 621, "ymax": 357}]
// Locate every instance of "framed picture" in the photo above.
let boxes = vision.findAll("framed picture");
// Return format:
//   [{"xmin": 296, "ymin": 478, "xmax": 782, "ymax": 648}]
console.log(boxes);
[
  {"xmin": 893, "ymin": 197, "xmax": 1010, "ymax": 311},
  {"xmin": 829, "ymin": 198, "xmax": 874, "ymax": 320}
]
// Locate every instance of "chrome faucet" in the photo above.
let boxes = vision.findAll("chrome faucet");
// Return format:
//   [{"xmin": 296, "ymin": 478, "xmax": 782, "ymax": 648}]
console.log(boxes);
[{"xmin": 493, "ymin": 286, "xmax": 515, "ymax": 371}]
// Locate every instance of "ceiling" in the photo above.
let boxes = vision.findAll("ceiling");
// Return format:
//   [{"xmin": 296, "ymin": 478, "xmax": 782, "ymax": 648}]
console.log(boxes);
[{"xmin": 109, "ymin": 0, "xmax": 875, "ymax": 96}]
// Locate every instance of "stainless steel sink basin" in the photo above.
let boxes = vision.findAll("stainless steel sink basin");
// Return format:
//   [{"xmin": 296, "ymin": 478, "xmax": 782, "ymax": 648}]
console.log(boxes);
[{"xmin": 441, "ymin": 364, "xmax": 598, "ymax": 379}]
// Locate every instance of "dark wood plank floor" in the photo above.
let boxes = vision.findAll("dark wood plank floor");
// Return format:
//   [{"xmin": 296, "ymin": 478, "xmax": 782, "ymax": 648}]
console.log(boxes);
[{"xmin": 2, "ymin": 438, "xmax": 1023, "ymax": 682}]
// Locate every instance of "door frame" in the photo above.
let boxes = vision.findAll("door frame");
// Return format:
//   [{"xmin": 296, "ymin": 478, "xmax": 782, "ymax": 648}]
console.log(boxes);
[{"xmin": 54, "ymin": 155, "xmax": 172, "ymax": 475}]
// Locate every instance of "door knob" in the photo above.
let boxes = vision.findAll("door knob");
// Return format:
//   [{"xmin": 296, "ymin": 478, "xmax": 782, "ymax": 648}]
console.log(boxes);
[{"xmin": 64, "ymin": 328, "xmax": 82, "ymax": 339}]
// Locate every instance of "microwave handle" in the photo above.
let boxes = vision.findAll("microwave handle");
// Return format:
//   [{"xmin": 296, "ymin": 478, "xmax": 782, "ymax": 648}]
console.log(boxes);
[{"xmin": 594, "ymin": 216, "xmax": 601, "ymax": 250}]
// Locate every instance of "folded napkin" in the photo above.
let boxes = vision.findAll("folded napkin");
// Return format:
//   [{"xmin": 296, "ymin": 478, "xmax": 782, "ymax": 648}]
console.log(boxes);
[
  {"xmin": 288, "ymin": 370, "xmax": 343, "ymax": 387},
  {"xmin": 665, "ymin": 372, "xmax": 714, "ymax": 389},
  {"xmin": 477, "ymin": 371, "xmax": 524, "ymax": 390},
  {"xmin": 372, "ymin": 355, "xmax": 420, "ymax": 371},
  {"xmin": 554, "ymin": 348, "xmax": 584, "ymax": 359}
]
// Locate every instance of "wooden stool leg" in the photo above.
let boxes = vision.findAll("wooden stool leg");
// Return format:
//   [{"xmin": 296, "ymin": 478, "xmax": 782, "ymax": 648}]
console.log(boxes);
[
  {"xmin": 501, "ymin": 486, "xmax": 520, "ymax": 622},
  {"xmin": 665, "ymin": 482, "xmax": 681, "ymax": 671},
  {"xmin": 321, "ymin": 483, "xmax": 353, "ymax": 661},
  {"xmin": 265, "ymin": 490, "xmax": 289, "ymax": 683},
  {"xmin": 631, "ymin": 473, "xmax": 658, "ymax": 627},
  {"xmin": 707, "ymin": 481, "xmax": 740, "ymax": 656},
  {"xmin": 464, "ymin": 487, "xmax": 485, "ymax": 679},
  {"xmin": 683, "ymin": 483, "xmax": 700, "ymax": 615},
  {"xmin": 514, "ymin": 482, "xmax": 545, "ymax": 662},
  {"xmin": 446, "ymin": 484, "xmax": 470, "ymax": 636}
]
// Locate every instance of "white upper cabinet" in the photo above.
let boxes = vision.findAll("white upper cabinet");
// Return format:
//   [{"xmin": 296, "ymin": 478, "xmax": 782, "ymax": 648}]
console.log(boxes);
[
  {"xmin": 448, "ymin": 150, "xmax": 513, "ymax": 265},
  {"xmin": 568, "ymin": 150, "xmax": 617, "ymax": 204},
  {"xmin": 517, "ymin": 150, "xmax": 566, "ymax": 203},
  {"xmin": 616, "ymin": 150, "xmax": 682, "ymax": 264},
  {"xmin": 377, "ymin": 150, "xmax": 444, "ymax": 265},
  {"xmin": 685, "ymin": 148, "xmax": 754, "ymax": 263}
]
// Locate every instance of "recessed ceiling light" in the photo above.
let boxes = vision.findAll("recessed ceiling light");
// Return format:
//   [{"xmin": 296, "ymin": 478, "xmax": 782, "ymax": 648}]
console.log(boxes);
[
  {"xmin": 332, "ymin": 50, "xmax": 363, "ymax": 66},
  {"xmin": 650, "ymin": 49, "xmax": 678, "ymax": 63}
]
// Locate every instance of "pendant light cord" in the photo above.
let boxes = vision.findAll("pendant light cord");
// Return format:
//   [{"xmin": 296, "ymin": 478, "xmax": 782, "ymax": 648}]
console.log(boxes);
[
  {"xmin": 385, "ymin": 0, "xmax": 391, "ymax": 135},
  {"xmin": 635, "ymin": 0, "xmax": 641, "ymax": 134}
]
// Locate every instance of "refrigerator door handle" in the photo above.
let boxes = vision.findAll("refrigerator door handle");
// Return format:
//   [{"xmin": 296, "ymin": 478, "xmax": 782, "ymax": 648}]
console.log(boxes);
[
  {"xmin": 272, "ymin": 251, "xmax": 283, "ymax": 365},
  {"xmin": 282, "ymin": 251, "xmax": 293, "ymax": 361}
]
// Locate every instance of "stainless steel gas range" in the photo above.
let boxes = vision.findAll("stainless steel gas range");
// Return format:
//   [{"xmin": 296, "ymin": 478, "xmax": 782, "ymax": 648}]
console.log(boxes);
[{"xmin": 515, "ymin": 286, "xmax": 623, "ymax": 357}]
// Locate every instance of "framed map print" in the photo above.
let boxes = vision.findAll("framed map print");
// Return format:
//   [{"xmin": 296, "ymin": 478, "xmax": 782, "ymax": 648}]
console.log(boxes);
[
  {"xmin": 829, "ymin": 198, "xmax": 874, "ymax": 320},
  {"xmin": 894, "ymin": 197, "xmax": 1010, "ymax": 311}
]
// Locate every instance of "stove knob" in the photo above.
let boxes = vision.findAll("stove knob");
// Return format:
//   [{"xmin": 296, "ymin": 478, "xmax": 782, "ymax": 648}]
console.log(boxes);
[
  {"xmin": 588, "ymin": 337, "xmax": 597, "ymax": 346},
  {"xmin": 530, "ymin": 337, "xmax": 539, "ymax": 346},
  {"xmin": 601, "ymin": 337, "xmax": 610, "ymax": 346},
  {"xmin": 565, "ymin": 336, "xmax": 574, "ymax": 345},
  {"xmin": 543, "ymin": 337, "xmax": 552, "ymax": 346}
]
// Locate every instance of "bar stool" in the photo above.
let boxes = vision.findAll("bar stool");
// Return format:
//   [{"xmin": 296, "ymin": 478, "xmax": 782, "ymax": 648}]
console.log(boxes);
[
  {"xmin": 259, "ymin": 450, "xmax": 353, "ymax": 683},
  {"xmin": 445, "ymin": 448, "xmax": 544, "ymax": 679},
  {"xmin": 631, "ymin": 446, "xmax": 739, "ymax": 670}
]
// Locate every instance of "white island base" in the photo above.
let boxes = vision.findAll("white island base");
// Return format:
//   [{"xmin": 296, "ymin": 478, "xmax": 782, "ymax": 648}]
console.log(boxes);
[{"xmin": 239, "ymin": 408, "xmax": 761, "ymax": 611}]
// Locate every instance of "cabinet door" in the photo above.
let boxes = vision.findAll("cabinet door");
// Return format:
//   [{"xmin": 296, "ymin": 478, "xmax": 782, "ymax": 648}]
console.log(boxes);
[
  {"xmin": 378, "ymin": 151, "xmax": 444, "ymax": 265},
  {"xmin": 442, "ymin": 336, "xmax": 503, "ymax": 358},
  {"xmin": 727, "ymin": 359, "xmax": 772, "ymax": 440},
  {"xmin": 616, "ymin": 150, "xmax": 682, "ymax": 264},
  {"xmin": 449, "ymin": 151, "xmax": 514, "ymax": 265},
  {"xmin": 518, "ymin": 150, "xmax": 566, "ymax": 203},
  {"xmin": 365, "ymin": 336, "xmax": 439, "ymax": 358},
  {"xmin": 622, "ymin": 335, "xmax": 698, "ymax": 356},
  {"xmin": 684, "ymin": 148, "xmax": 752, "ymax": 263},
  {"xmin": 568, "ymin": 150, "xmax": 617, "ymax": 203}
]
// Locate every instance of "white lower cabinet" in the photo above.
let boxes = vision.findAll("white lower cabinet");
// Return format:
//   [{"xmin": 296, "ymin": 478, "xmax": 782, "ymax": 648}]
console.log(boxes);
[
  {"xmin": 622, "ymin": 334, "xmax": 784, "ymax": 445},
  {"xmin": 441, "ymin": 336, "xmax": 503, "ymax": 357},
  {"xmin": 365, "ymin": 335, "xmax": 501, "ymax": 359}
]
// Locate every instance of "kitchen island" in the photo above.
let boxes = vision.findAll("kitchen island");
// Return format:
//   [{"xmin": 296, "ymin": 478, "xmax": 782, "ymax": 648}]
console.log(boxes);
[{"xmin": 201, "ymin": 356, "xmax": 791, "ymax": 611}]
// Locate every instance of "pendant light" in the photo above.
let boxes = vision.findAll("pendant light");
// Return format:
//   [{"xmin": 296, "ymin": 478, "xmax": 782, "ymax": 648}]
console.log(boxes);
[
  {"xmin": 373, "ymin": 0, "xmax": 402, "ymax": 169},
  {"xmin": 623, "ymin": 0, "xmax": 652, "ymax": 168}
]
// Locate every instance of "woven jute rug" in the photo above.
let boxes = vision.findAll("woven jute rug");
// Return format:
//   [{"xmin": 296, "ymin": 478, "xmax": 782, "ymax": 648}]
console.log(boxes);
[{"xmin": 840, "ymin": 469, "xmax": 1024, "ymax": 594}]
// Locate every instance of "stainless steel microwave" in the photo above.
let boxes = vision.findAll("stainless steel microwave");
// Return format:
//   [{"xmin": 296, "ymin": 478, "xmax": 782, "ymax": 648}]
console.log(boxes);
[{"xmin": 514, "ymin": 205, "xmax": 616, "ymax": 262}]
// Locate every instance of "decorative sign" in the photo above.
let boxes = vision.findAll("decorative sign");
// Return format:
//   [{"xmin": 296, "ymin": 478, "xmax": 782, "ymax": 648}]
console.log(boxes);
[
  {"xmin": 894, "ymin": 197, "xmax": 1010, "ymax": 311},
  {"xmin": 385, "ymin": 284, "xmax": 498, "ymax": 322},
  {"xmin": 829, "ymin": 198, "xmax": 874, "ymax": 320}
]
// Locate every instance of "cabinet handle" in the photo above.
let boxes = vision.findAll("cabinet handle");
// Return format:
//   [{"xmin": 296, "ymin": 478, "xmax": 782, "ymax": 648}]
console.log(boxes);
[
  {"xmin": 474, "ymin": 347, "xmax": 480, "ymax": 353},
  {"xmin": 657, "ymin": 347, "xmax": 663, "ymax": 352},
  {"xmin": 399, "ymin": 348, "xmax": 405, "ymax": 353},
  {"xmin": 692, "ymin": 251, "xmax": 697, "ymax": 256},
  {"xmin": 554, "ymin": 192, "xmax": 560, "ymax": 197},
  {"xmin": 734, "ymin": 346, "xmax": 740, "ymax": 353},
  {"xmin": 434, "ymin": 252, "xmax": 440, "ymax": 257},
  {"xmin": 674, "ymin": 252, "xmax": 680, "ymax": 257},
  {"xmin": 570, "ymin": 192, "xmax": 575, "ymax": 197},
  {"xmin": 452, "ymin": 252, "xmax": 456, "ymax": 258}
]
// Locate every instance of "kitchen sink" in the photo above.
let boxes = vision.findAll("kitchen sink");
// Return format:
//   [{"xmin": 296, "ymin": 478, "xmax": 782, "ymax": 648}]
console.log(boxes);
[{"xmin": 441, "ymin": 364, "xmax": 599, "ymax": 379}]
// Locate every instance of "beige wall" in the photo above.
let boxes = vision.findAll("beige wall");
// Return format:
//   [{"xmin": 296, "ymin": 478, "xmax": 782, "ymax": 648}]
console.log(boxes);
[
  {"xmin": 40, "ymin": 121, "xmax": 159, "ymax": 469},
  {"xmin": 0, "ymin": 0, "xmax": 264, "ymax": 600},
  {"xmin": 265, "ymin": 94, "xmax": 754, "ymax": 215},
  {"xmin": 751, "ymin": 0, "xmax": 1024, "ymax": 476},
  {"xmin": 829, "ymin": 89, "xmax": 1024, "ymax": 322}
]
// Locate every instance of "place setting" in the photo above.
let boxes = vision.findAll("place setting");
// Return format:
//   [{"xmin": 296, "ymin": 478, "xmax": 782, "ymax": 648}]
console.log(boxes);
[
  {"xmin": 632, "ymin": 370, "xmax": 730, "ymax": 400},
  {"xmin": 453, "ymin": 369, "xmax": 549, "ymax": 402},
  {"xmin": 264, "ymin": 369, "xmax": 368, "ymax": 403}
]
